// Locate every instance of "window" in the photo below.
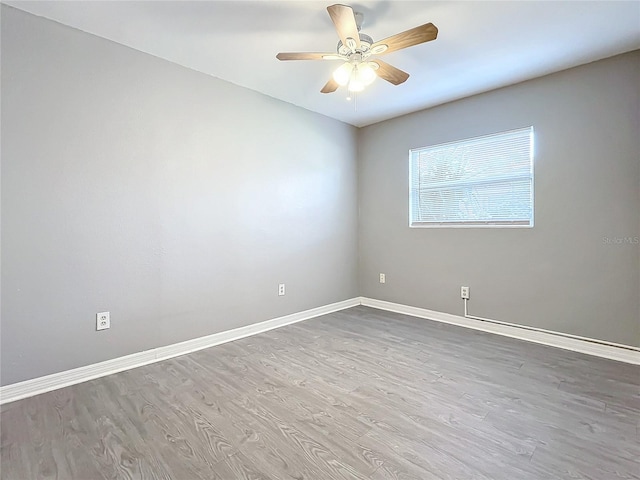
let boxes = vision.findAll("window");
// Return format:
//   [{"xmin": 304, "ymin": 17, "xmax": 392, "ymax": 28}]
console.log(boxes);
[{"xmin": 409, "ymin": 126, "xmax": 534, "ymax": 227}]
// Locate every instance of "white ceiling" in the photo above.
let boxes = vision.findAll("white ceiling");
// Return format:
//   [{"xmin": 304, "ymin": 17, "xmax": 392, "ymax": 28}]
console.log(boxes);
[{"xmin": 5, "ymin": 1, "xmax": 640, "ymax": 127}]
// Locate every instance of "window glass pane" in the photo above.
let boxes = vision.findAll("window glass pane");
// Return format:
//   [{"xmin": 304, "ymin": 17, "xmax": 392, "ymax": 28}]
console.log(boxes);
[{"xmin": 409, "ymin": 127, "xmax": 534, "ymax": 227}]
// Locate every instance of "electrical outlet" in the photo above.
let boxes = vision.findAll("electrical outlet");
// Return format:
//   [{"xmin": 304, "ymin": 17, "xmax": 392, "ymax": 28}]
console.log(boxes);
[
  {"xmin": 96, "ymin": 312, "xmax": 110, "ymax": 331},
  {"xmin": 379, "ymin": 273, "xmax": 386, "ymax": 284},
  {"xmin": 278, "ymin": 283, "xmax": 285, "ymax": 296},
  {"xmin": 461, "ymin": 286, "xmax": 470, "ymax": 300}
]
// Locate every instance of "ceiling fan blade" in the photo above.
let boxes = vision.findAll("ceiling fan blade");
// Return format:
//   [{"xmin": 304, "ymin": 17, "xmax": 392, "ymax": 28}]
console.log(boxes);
[
  {"xmin": 370, "ymin": 23, "xmax": 438, "ymax": 55},
  {"xmin": 327, "ymin": 4, "xmax": 361, "ymax": 52},
  {"xmin": 321, "ymin": 78, "xmax": 339, "ymax": 94},
  {"xmin": 276, "ymin": 52, "xmax": 342, "ymax": 61},
  {"xmin": 372, "ymin": 59, "xmax": 409, "ymax": 85}
]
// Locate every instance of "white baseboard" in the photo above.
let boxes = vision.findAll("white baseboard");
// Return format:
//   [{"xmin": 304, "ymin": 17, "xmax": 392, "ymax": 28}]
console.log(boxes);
[
  {"xmin": 360, "ymin": 297, "xmax": 640, "ymax": 365},
  {"xmin": 3, "ymin": 296, "xmax": 636, "ymax": 405},
  {"xmin": 0, "ymin": 297, "xmax": 360, "ymax": 405}
]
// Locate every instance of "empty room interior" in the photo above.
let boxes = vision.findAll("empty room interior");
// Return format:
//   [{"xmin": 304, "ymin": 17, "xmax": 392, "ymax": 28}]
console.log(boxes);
[{"xmin": 1, "ymin": 1, "xmax": 639, "ymax": 479}]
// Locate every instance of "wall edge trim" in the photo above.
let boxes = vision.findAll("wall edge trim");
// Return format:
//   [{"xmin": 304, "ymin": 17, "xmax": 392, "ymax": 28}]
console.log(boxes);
[
  {"xmin": 3, "ymin": 296, "xmax": 637, "ymax": 405},
  {"xmin": 360, "ymin": 297, "xmax": 640, "ymax": 365},
  {"xmin": 0, "ymin": 297, "xmax": 360, "ymax": 405}
]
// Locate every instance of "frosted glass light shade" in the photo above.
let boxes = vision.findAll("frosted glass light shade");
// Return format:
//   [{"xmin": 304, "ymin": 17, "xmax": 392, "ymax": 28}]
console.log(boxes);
[
  {"xmin": 356, "ymin": 63, "xmax": 377, "ymax": 86},
  {"xmin": 333, "ymin": 62, "xmax": 353, "ymax": 86},
  {"xmin": 348, "ymin": 77, "xmax": 365, "ymax": 92}
]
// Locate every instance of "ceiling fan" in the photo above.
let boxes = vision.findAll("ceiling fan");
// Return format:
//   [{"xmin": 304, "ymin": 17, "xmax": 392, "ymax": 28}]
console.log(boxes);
[{"xmin": 276, "ymin": 4, "xmax": 438, "ymax": 95}]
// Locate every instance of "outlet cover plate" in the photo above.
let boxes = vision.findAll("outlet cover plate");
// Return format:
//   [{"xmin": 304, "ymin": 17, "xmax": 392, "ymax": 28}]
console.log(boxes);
[{"xmin": 96, "ymin": 312, "xmax": 110, "ymax": 331}]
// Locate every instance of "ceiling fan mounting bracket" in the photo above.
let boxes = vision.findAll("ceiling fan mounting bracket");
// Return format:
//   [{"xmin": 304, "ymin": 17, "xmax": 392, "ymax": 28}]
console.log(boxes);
[{"xmin": 354, "ymin": 11, "xmax": 364, "ymax": 31}]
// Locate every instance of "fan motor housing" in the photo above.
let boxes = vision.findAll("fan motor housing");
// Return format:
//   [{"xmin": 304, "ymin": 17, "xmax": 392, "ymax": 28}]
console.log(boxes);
[{"xmin": 337, "ymin": 32, "xmax": 374, "ymax": 55}]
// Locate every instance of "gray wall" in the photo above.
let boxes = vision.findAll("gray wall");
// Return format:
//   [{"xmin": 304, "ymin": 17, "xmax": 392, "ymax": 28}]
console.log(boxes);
[
  {"xmin": 1, "ymin": 6, "xmax": 359, "ymax": 385},
  {"xmin": 2, "ymin": 7, "xmax": 638, "ymax": 387},
  {"xmin": 359, "ymin": 50, "xmax": 640, "ymax": 347}
]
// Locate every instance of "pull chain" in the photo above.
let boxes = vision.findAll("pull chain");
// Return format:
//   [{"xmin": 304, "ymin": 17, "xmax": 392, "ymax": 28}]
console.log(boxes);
[{"xmin": 346, "ymin": 90, "xmax": 358, "ymax": 111}]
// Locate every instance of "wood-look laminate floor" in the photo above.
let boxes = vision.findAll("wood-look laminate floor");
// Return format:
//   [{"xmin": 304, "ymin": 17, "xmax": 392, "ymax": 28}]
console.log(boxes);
[{"xmin": 1, "ymin": 306, "xmax": 639, "ymax": 479}]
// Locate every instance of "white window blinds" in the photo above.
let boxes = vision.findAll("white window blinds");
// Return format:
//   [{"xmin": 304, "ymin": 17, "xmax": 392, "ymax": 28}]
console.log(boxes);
[{"xmin": 409, "ymin": 127, "xmax": 534, "ymax": 227}]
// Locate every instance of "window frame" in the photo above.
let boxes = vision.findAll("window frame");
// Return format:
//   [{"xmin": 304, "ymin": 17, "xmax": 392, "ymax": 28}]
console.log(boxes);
[{"xmin": 408, "ymin": 127, "xmax": 535, "ymax": 229}]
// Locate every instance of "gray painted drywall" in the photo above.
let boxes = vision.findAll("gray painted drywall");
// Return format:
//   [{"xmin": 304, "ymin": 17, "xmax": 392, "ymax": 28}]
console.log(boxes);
[
  {"xmin": 1, "ymin": 6, "xmax": 358, "ymax": 385},
  {"xmin": 359, "ymin": 50, "xmax": 640, "ymax": 347},
  {"xmin": 2, "ymin": 7, "xmax": 638, "ymax": 388}
]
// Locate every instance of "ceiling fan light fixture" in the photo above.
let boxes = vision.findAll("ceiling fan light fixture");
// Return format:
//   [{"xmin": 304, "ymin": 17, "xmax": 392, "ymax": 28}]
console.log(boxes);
[
  {"xmin": 333, "ymin": 62, "xmax": 353, "ymax": 86},
  {"xmin": 276, "ymin": 5, "xmax": 438, "ymax": 96}
]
